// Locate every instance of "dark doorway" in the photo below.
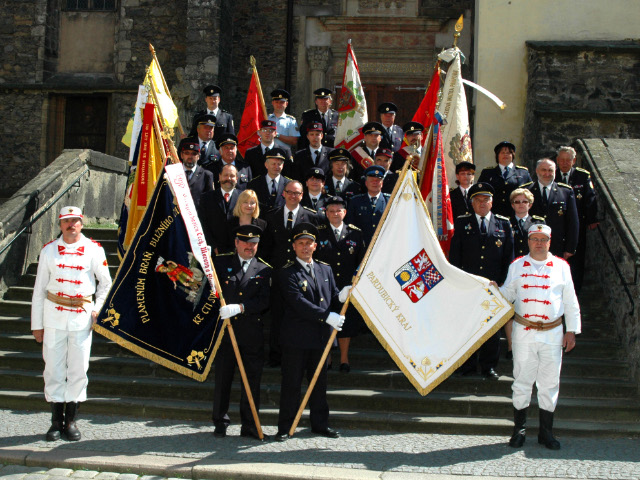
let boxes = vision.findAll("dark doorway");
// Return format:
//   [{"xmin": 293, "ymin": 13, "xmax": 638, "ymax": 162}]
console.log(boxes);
[{"xmin": 364, "ymin": 84, "xmax": 425, "ymax": 127}]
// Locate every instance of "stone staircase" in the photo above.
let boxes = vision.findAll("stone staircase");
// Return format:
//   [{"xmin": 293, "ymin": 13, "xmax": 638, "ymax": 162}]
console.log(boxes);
[{"xmin": 1, "ymin": 227, "xmax": 639, "ymax": 437}]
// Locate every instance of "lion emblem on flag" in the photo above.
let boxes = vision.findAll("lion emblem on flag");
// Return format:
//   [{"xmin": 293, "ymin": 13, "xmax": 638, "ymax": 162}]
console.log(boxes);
[{"xmin": 394, "ymin": 249, "xmax": 443, "ymax": 303}]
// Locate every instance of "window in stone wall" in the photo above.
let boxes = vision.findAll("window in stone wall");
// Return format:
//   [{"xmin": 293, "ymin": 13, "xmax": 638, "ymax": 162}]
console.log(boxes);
[
  {"xmin": 65, "ymin": 0, "xmax": 116, "ymax": 11},
  {"xmin": 64, "ymin": 96, "xmax": 109, "ymax": 153}
]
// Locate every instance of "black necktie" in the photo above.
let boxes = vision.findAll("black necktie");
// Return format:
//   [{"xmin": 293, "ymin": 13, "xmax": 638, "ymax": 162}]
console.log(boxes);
[
  {"xmin": 200, "ymin": 143, "xmax": 206, "ymax": 160},
  {"xmin": 480, "ymin": 217, "xmax": 487, "ymax": 234},
  {"xmin": 312, "ymin": 198, "xmax": 318, "ymax": 209},
  {"xmin": 271, "ymin": 179, "xmax": 277, "ymax": 196},
  {"xmin": 334, "ymin": 228, "xmax": 340, "ymax": 241},
  {"xmin": 542, "ymin": 186, "xmax": 548, "ymax": 205},
  {"xmin": 519, "ymin": 218, "xmax": 525, "ymax": 234},
  {"xmin": 186, "ymin": 170, "xmax": 193, "ymax": 181},
  {"xmin": 563, "ymin": 173, "xmax": 569, "ymax": 183},
  {"xmin": 286, "ymin": 211, "xmax": 293, "ymax": 230},
  {"xmin": 370, "ymin": 196, "xmax": 377, "ymax": 208},
  {"xmin": 335, "ymin": 180, "xmax": 342, "ymax": 193},
  {"xmin": 241, "ymin": 260, "xmax": 249, "ymax": 273},
  {"xmin": 503, "ymin": 166, "xmax": 509, "ymax": 179},
  {"xmin": 314, "ymin": 150, "xmax": 319, "ymax": 165}
]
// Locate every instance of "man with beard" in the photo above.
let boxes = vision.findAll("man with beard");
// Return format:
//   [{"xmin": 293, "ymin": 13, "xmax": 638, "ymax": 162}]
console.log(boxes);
[{"xmin": 178, "ymin": 138, "xmax": 214, "ymax": 208}]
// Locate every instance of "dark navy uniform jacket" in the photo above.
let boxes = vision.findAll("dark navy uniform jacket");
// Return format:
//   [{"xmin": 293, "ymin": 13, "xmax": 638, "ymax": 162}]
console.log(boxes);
[
  {"xmin": 478, "ymin": 165, "xmax": 532, "ymax": 218},
  {"xmin": 300, "ymin": 193, "xmax": 329, "ymax": 216},
  {"xmin": 324, "ymin": 176, "xmax": 362, "ymax": 201},
  {"xmin": 213, "ymin": 253, "xmax": 271, "ymax": 347},
  {"xmin": 526, "ymin": 181, "xmax": 579, "ymax": 256},
  {"xmin": 189, "ymin": 109, "xmax": 235, "ymax": 140},
  {"xmin": 555, "ymin": 167, "xmax": 598, "ymax": 228},
  {"xmin": 260, "ymin": 206, "xmax": 319, "ymax": 269},
  {"xmin": 315, "ymin": 222, "xmax": 365, "ymax": 288},
  {"xmin": 278, "ymin": 260, "xmax": 339, "ymax": 349},
  {"xmin": 299, "ymin": 109, "xmax": 339, "ymax": 149},
  {"xmin": 198, "ymin": 189, "xmax": 240, "ymax": 252},
  {"xmin": 450, "ymin": 186, "xmax": 473, "ymax": 219},
  {"xmin": 243, "ymin": 144, "xmax": 294, "ymax": 178},
  {"xmin": 449, "ymin": 213, "xmax": 514, "ymax": 284},
  {"xmin": 510, "ymin": 214, "xmax": 545, "ymax": 258},
  {"xmin": 381, "ymin": 124, "xmax": 404, "ymax": 152},
  {"xmin": 292, "ymin": 146, "xmax": 333, "ymax": 182},
  {"xmin": 345, "ymin": 192, "xmax": 390, "ymax": 246},
  {"xmin": 185, "ymin": 166, "xmax": 214, "ymax": 209},
  {"xmin": 246, "ymin": 175, "xmax": 291, "ymax": 218}
]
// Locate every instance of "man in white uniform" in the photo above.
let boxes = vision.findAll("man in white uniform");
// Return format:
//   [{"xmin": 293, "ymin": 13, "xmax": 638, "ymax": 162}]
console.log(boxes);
[
  {"xmin": 31, "ymin": 206, "xmax": 112, "ymax": 441},
  {"xmin": 495, "ymin": 224, "xmax": 580, "ymax": 450}
]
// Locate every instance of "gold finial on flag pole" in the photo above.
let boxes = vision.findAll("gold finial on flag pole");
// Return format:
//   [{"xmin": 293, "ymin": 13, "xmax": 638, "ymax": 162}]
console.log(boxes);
[
  {"xmin": 453, "ymin": 15, "xmax": 463, "ymax": 48},
  {"xmin": 250, "ymin": 55, "xmax": 256, "ymax": 68}
]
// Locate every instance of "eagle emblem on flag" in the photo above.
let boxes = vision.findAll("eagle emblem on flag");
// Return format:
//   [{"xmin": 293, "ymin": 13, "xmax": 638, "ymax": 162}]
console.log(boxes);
[{"xmin": 394, "ymin": 249, "xmax": 443, "ymax": 303}]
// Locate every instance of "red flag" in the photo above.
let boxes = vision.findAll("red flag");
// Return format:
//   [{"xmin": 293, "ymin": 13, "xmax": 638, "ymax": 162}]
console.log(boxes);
[
  {"xmin": 237, "ymin": 65, "xmax": 267, "ymax": 157},
  {"xmin": 412, "ymin": 64, "xmax": 440, "ymax": 147}
]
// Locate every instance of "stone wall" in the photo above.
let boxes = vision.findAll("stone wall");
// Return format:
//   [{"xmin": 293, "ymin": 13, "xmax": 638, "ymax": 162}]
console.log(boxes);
[
  {"xmin": 578, "ymin": 138, "xmax": 640, "ymax": 387},
  {"xmin": 522, "ymin": 41, "xmax": 640, "ymax": 167}
]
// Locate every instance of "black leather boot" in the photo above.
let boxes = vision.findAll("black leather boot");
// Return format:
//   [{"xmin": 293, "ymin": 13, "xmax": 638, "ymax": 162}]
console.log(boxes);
[
  {"xmin": 538, "ymin": 409, "xmax": 561, "ymax": 450},
  {"xmin": 508, "ymin": 407, "xmax": 527, "ymax": 448},
  {"xmin": 46, "ymin": 403, "xmax": 64, "ymax": 441},
  {"xmin": 64, "ymin": 402, "xmax": 82, "ymax": 441}
]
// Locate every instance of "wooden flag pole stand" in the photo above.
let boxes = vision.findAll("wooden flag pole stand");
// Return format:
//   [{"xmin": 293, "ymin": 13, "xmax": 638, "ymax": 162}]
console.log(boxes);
[{"xmin": 288, "ymin": 154, "xmax": 417, "ymax": 437}]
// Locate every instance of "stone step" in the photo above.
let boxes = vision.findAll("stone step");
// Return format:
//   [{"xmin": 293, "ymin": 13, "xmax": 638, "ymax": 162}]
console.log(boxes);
[
  {"xmin": 1, "ymin": 350, "xmax": 637, "ymax": 400},
  {"xmin": 0, "ymin": 332, "xmax": 631, "ymax": 379},
  {"xmin": 0, "ymin": 385, "xmax": 638, "ymax": 437},
  {"xmin": 83, "ymin": 228, "xmax": 119, "ymax": 240}
]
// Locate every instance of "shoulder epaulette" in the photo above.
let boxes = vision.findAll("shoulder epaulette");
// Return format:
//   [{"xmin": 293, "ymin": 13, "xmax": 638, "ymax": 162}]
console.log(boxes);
[
  {"xmin": 515, "ymin": 165, "xmax": 529, "ymax": 170},
  {"xmin": 382, "ymin": 193, "xmax": 391, "ymax": 199},
  {"xmin": 575, "ymin": 167, "xmax": 590, "ymax": 174},
  {"xmin": 521, "ymin": 181, "xmax": 534, "ymax": 187},
  {"xmin": 282, "ymin": 260, "xmax": 294, "ymax": 268},
  {"xmin": 317, "ymin": 224, "xmax": 327, "ymax": 229},
  {"xmin": 250, "ymin": 175, "xmax": 264, "ymax": 182},
  {"xmin": 257, "ymin": 257, "xmax": 272, "ymax": 268},
  {"xmin": 495, "ymin": 214, "xmax": 510, "ymax": 221},
  {"xmin": 302, "ymin": 206, "xmax": 317, "ymax": 213},
  {"xmin": 348, "ymin": 224, "xmax": 361, "ymax": 231},
  {"xmin": 531, "ymin": 215, "xmax": 545, "ymax": 221},
  {"xmin": 217, "ymin": 252, "xmax": 234, "ymax": 256},
  {"xmin": 90, "ymin": 238, "xmax": 102, "ymax": 247},
  {"xmin": 315, "ymin": 260, "xmax": 329, "ymax": 266},
  {"xmin": 302, "ymin": 108, "xmax": 315, "ymax": 115},
  {"xmin": 283, "ymin": 175, "xmax": 294, "ymax": 181},
  {"xmin": 220, "ymin": 108, "xmax": 229, "ymax": 113},
  {"xmin": 557, "ymin": 182, "xmax": 572, "ymax": 189},
  {"xmin": 458, "ymin": 213, "xmax": 473, "ymax": 218},
  {"xmin": 43, "ymin": 238, "xmax": 56, "ymax": 248},
  {"xmin": 286, "ymin": 114, "xmax": 296, "ymax": 119}
]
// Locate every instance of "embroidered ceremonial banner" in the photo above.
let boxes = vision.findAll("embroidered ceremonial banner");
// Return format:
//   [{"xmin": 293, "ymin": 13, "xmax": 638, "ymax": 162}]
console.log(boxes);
[
  {"xmin": 334, "ymin": 41, "xmax": 368, "ymax": 150},
  {"xmin": 437, "ymin": 48, "xmax": 473, "ymax": 185},
  {"xmin": 96, "ymin": 174, "xmax": 224, "ymax": 382},
  {"xmin": 350, "ymin": 171, "xmax": 513, "ymax": 395}
]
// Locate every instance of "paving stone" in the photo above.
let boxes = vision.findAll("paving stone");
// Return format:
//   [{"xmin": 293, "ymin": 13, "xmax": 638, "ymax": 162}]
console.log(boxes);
[
  {"xmin": 45, "ymin": 469, "xmax": 74, "ymax": 477},
  {"xmin": 115, "ymin": 475, "xmax": 139, "ymax": 480},
  {"xmin": 70, "ymin": 471, "xmax": 100, "ymax": 479},
  {"xmin": 94, "ymin": 474, "xmax": 120, "ymax": 480}
]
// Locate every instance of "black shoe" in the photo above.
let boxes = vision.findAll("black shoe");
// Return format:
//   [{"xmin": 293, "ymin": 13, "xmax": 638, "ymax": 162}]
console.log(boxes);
[
  {"xmin": 275, "ymin": 431, "xmax": 290, "ymax": 442},
  {"xmin": 339, "ymin": 363, "xmax": 350, "ymax": 373},
  {"xmin": 508, "ymin": 407, "xmax": 527, "ymax": 448},
  {"xmin": 311, "ymin": 427, "xmax": 340, "ymax": 438},
  {"xmin": 240, "ymin": 427, "xmax": 269, "ymax": 441},
  {"xmin": 538, "ymin": 409, "xmax": 561, "ymax": 450},
  {"xmin": 64, "ymin": 402, "xmax": 81, "ymax": 441},
  {"xmin": 46, "ymin": 403, "xmax": 64, "ymax": 441},
  {"xmin": 213, "ymin": 425, "xmax": 227, "ymax": 438},
  {"xmin": 482, "ymin": 368, "xmax": 500, "ymax": 380}
]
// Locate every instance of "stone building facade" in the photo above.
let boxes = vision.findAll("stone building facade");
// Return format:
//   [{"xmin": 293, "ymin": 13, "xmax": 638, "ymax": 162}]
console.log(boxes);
[{"xmin": 0, "ymin": 0, "xmax": 472, "ymax": 198}]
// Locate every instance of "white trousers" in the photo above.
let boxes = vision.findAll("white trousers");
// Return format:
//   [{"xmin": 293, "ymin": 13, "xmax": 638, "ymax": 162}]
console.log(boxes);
[
  {"xmin": 42, "ymin": 327, "xmax": 92, "ymax": 403},
  {"xmin": 512, "ymin": 341, "xmax": 563, "ymax": 412}
]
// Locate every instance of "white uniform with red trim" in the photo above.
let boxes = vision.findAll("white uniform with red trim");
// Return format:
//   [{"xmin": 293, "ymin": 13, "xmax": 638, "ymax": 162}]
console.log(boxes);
[
  {"xmin": 31, "ymin": 234, "xmax": 112, "ymax": 403},
  {"xmin": 499, "ymin": 254, "xmax": 581, "ymax": 411}
]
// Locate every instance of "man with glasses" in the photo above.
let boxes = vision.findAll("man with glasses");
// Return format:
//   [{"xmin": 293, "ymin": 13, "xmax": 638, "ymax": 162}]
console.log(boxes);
[
  {"xmin": 244, "ymin": 120, "xmax": 293, "ymax": 178},
  {"xmin": 260, "ymin": 180, "xmax": 319, "ymax": 367},
  {"xmin": 493, "ymin": 224, "xmax": 580, "ymax": 450},
  {"xmin": 526, "ymin": 159, "xmax": 579, "ymax": 260},
  {"xmin": 449, "ymin": 182, "xmax": 514, "ymax": 380}
]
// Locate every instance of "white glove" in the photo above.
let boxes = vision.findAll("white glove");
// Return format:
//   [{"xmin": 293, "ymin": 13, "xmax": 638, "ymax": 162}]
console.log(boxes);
[
  {"xmin": 326, "ymin": 312, "xmax": 345, "ymax": 331},
  {"xmin": 338, "ymin": 285, "xmax": 352, "ymax": 303},
  {"xmin": 220, "ymin": 304, "xmax": 242, "ymax": 319}
]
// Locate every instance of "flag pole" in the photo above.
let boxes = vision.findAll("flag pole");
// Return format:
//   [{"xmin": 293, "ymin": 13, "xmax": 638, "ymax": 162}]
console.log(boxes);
[
  {"xmin": 251, "ymin": 56, "xmax": 268, "ymax": 120},
  {"xmin": 146, "ymin": 69, "xmax": 180, "ymax": 164},
  {"xmin": 288, "ymin": 153, "xmax": 417, "ymax": 437},
  {"xmin": 149, "ymin": 43, "xmax": 185, "ymax": 136}
]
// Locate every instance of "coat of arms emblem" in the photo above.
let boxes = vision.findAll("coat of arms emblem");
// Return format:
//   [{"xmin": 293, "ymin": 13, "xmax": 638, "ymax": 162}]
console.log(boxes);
[{"xmin": 394, "ymin": 249, "xmax": 443, "ymax": 303}]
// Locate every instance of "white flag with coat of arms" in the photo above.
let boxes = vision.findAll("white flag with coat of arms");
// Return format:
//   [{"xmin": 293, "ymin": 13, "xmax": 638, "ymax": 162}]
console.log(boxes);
[{"xmin": 349, "ymin": 171, "xmax": 513, "ymax": 395}]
